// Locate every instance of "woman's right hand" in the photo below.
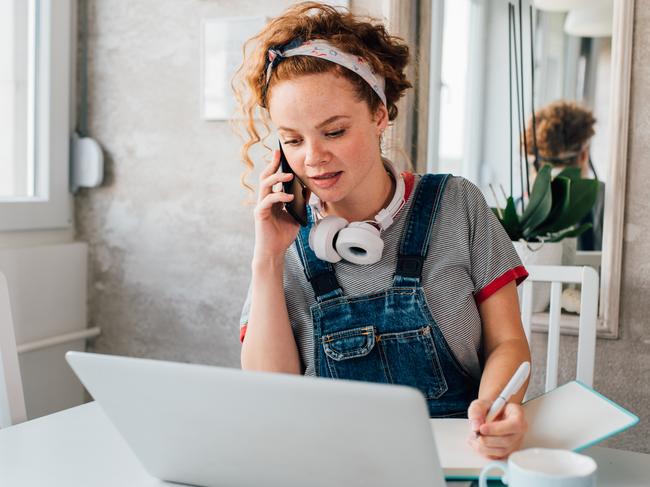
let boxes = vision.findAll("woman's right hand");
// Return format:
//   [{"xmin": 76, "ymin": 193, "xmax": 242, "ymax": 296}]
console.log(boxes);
[{"xmin": 252, "ymin": 149, "xmax": 302, "ymax": 262}]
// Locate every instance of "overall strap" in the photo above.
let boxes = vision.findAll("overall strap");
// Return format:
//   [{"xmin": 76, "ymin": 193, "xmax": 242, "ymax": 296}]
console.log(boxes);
[
  {"xmin": 295, "ymin": 205, "xmax": 344, "ymax": 302},
  {"xmin": 393, "ymin": 173, "xmax": 450, "ymax": 287}
]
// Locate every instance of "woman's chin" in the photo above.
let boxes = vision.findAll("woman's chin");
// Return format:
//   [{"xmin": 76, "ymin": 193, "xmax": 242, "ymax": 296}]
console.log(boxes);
[{"xmin": 311, "ymin": 188, "xmax": 345, "ymax": 205}]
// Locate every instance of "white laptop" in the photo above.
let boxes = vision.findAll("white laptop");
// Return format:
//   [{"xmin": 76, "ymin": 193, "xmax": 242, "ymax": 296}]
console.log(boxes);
[{"xmin": 65, "ymin": 351, "xmax": 448, "ymax": 487}]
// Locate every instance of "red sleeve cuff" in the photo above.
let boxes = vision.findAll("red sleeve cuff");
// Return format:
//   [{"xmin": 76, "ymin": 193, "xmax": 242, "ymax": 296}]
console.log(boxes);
[
  {"xmin": 474, "ymin": 265, "xmax": 529, "ymax": 305},
  {"xmin": 239, "ymin": 324, "xmax": 248, "ymax": 343}
]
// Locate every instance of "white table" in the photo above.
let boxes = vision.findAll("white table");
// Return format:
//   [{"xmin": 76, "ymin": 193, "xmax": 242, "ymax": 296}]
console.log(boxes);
[{"xmin": 0, "ymin": 402, "xmax": 648, "ymax": 486}]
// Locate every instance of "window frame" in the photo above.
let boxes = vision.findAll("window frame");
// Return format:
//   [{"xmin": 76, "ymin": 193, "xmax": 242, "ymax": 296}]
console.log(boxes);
[{"xmin": 0, "ymin": 0, "xmax": 75, "ymax": 232}]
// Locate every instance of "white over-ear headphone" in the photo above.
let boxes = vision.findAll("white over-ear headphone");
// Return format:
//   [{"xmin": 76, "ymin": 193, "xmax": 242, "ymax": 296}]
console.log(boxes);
[{"xmin": 308, "ymin": 160, "xmax": 406, "ymax": 265}]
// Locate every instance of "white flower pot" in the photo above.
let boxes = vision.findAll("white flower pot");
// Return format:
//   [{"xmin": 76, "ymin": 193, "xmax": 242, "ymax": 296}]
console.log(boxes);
[
  {"xmin": 513, "ymin": 241, "xmax": 564, "ymax": 312},
  {"xmin": 562, "ymin": 237, "xmax": 578, "ymax": 266}
]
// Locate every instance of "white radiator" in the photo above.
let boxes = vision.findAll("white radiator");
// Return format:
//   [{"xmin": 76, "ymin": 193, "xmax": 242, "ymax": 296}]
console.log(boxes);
[{"xmin": 0, "ymin": 242, "xmax": 98, "ymax": 419}]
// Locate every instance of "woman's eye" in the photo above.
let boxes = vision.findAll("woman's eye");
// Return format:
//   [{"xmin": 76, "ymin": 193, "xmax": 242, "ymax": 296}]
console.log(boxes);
[
  {"xmin": 326, "ymin": 129, "xmax": 346, "ymax": 138},
  {"xmin": 284, "ymin": 139, "xmax": 301, "ymax": 146}
]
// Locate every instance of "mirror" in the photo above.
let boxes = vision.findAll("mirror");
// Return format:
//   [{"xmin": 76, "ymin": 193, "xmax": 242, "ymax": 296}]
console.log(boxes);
[{"xmin": 411, "ymin": 0, "xmax": 632, "ymax": 337}]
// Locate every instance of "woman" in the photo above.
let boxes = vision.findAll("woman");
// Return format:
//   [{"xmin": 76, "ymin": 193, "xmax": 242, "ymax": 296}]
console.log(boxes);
[
  {"xmin": 234, "ymin": 2, "xmax": 530, "ymax": 459},
  {"xmin": 525, "ymin": 100, "xmax": 603, "ymax": 250},
  {"xmin": 525, "ymin": 100, "xmax": 596, "ymax": 179}
]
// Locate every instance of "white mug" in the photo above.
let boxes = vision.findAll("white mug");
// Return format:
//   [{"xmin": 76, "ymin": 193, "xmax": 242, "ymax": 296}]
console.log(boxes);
[{"xmin": 478, "ymin": 448, "xmax": 597, "ymax": 487}]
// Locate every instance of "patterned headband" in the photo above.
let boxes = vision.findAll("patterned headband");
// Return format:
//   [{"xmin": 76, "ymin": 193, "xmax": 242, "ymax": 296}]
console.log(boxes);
[{"xmin": 264, "ymin": 39, "xmax": 387, "ymax": 106}]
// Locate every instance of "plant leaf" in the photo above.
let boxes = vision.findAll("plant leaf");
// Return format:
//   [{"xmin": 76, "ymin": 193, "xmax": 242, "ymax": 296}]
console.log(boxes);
[
  {"xmin": 492, "ymin": 198, "xmax": 521, "ymax": 240},
  {"xmin": 502, "ymin": 197, "xmax": 522, "ymax": 240},
  {"xmin": 521, "ymin": 164, "xmax": 553, "ymax": 234},
  {"xmin": 537, "ymin": 176, "xmax": 571, "ymax": 234},
  {"xmin": 543, "ymin": 179, "xmax": 600, "ymax": 233}
]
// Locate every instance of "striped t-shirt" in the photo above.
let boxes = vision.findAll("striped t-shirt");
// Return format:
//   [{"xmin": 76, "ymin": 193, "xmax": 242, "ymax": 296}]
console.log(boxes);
[{"xmin": 239, "ymin": 174, "xmax": 528, "ymax": 380}]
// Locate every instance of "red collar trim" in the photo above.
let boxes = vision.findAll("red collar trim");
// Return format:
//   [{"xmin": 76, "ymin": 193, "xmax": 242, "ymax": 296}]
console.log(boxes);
[{"xmin": 402, "ymin": 171, "xmax": 415, "ymax": 202}]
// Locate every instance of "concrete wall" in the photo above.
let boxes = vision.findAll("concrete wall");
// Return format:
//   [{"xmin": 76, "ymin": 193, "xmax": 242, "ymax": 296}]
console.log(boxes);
[
  {"xmin": 75, "ymin": 0, "xmax": 283, "ymax": 366},
  {"xmin": 77, "ymin": 0, "xmax": 649, "ymax": 452}
]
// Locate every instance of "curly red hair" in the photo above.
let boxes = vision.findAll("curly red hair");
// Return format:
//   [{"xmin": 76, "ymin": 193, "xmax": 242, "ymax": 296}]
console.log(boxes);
[
  {"xmin": 525, "ymin": 100, "xmax": 596, "ymax": 160},
  {"xmin": 232, "ymin": 2, "xmax": 412, "ymax": 192}
]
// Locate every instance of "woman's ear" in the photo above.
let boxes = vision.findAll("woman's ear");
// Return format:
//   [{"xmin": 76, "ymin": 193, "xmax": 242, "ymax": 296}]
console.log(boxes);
[{"xmin": 374, "ymin": 105, "xmax": 389, "ymax": 135}]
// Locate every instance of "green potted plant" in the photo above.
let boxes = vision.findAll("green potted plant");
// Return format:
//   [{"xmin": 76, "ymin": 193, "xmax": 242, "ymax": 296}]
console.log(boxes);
[
  {"xmin": 492, "ymin": 164, "xmax": 600, "ymax": 311},
  {"xmin": 493, "ymin": 164, "xmax": 599, "ymax": 245}
]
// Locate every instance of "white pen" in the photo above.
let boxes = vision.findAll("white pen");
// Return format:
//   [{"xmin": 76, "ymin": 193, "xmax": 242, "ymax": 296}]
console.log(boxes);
[{"xmin": 485, "ymin": 361, "xmax": 531, "ymax": 423}]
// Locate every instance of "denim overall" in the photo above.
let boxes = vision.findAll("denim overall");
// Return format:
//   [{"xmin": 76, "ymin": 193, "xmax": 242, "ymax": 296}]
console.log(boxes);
[{"xmin": 295, "ymin": 174, "xmax": 479, "ymax": 418}]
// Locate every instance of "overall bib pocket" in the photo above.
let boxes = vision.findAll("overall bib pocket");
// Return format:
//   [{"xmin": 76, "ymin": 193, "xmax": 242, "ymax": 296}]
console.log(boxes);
[
  {"xmin": 321, "ymin": 324, "xmax": 448, "ymax": 400},
  {"xmin": 321, "ymin": 326, "xmax": 389, "ymax": 383}
]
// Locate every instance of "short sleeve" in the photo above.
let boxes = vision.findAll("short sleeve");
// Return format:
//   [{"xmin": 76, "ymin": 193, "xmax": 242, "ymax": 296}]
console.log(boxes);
[
  {"xmin": 238, "ymin": 283, "xmax": 252, "ymax": 343},
  {"xmin": 462, "ymin": 179, "xmax": 528, "ymax": 304}
]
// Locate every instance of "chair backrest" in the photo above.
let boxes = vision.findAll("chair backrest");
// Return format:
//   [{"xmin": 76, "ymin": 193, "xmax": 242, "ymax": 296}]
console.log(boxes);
[
  {"xmin": 520, "ymin": 265, "xmax": 599, "ymax": 393},
  {"xmin": 0, "ymin": 271, "xmax": 27, "ymax": 427}
]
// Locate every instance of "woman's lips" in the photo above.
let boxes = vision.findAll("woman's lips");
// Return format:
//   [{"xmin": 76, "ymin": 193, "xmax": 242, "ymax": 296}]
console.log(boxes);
[{"xmin": 310, "ymin": 171, "xmax": 342, "ymax": 189}]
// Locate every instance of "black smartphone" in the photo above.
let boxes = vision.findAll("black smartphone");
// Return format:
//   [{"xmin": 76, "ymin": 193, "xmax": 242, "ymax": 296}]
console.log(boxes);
[{"xmin": 279, "ymin": 141, "xmax": 309, "ymax": 226}]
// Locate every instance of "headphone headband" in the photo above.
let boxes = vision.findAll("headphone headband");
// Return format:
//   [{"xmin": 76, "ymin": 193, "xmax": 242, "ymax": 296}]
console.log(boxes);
[{"xmin": 374, "ymin": 160, "xmax": 405, "ymax": 230}]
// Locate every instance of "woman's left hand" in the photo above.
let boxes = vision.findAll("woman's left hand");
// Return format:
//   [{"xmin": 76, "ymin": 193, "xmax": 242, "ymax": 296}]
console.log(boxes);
[{"xmin": 466, "ymin": 399, "xmax": 527, "ymax": 459}]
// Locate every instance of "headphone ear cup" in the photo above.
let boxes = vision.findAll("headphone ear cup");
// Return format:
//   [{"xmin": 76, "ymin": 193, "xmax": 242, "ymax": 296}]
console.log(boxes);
[
  {"xmin": 308, "ymin": 216, "xmax": 349, "ymax": 263},
  {"xmin": 335, "ymin": 222, "xmax": 384, "ymax": 265}
]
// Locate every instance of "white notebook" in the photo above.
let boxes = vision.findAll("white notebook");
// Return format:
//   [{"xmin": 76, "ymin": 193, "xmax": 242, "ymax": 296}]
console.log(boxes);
[{"xmin": 431, "ymin": 381, "xmax": 639, "ymax": 480}]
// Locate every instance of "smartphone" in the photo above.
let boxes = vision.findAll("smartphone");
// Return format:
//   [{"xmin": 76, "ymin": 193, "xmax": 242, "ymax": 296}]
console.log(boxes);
[{"xmin": 279, "ymin": 141, "xmax": 309, "ymax": 226}]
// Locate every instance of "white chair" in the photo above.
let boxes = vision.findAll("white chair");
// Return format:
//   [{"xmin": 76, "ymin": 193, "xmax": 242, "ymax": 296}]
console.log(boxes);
[
  {"xmin": 520, "ymin": 265, "xmax": 599, "ymax": 393},
  {"xmin": 0, "ymin": 271, "xmax": 27, "ymax": 427}
]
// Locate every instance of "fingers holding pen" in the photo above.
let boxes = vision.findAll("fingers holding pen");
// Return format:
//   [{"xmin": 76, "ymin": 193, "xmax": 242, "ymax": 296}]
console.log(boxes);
[
  {"xmin": 478, "ymin": 403, "xmax": 526, "ymax": 437},
  {"xmin": 467, "ymin": 403, "xmax": 527, "ymax": 459}
]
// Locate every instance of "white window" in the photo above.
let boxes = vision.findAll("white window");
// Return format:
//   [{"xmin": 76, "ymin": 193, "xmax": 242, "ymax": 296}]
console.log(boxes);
[
  {"xmin": 437, "ymin": 0, "xmax": 472, "ymax": 176},
  {"xmin": 426, "ymin": 0, "xmax": 485, "ymax": 183},
  {"xmin": 0, "ymin": 0, "xmax": 74, "ymax": 231}
]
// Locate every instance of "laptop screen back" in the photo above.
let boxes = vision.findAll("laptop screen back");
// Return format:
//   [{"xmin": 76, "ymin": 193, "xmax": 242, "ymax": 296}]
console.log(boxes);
[{"xmin": 66, "ymin": 351, "xmax": 446, "ymax": 487}]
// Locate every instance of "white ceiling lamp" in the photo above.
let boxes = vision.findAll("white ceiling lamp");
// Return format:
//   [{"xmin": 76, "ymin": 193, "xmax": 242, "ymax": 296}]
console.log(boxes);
[
  {"xmin": 564, "ymin": 0, "xmax": 613, "ymax": 37},
  {"xmin": 533, "ymin": 0, "xmax": 591, "ymax": 12}
]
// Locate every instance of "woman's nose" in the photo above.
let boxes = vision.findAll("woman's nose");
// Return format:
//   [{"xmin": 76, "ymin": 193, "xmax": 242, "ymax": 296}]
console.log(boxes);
[{"xmin": 304, "ymin": 140, "xmax": 329, "ymax": 167}]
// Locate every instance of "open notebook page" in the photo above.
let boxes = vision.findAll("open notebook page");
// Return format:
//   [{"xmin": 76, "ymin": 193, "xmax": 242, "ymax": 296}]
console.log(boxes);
[{"xmin": 431, "ymin": 381, "xmax": 639, "ymax": 479}]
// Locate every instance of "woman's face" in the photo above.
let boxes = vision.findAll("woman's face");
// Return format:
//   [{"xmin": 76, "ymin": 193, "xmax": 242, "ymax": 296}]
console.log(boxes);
[{"xmin": 268, "ymin": 72, "xmax": 388, "ymax": 204}]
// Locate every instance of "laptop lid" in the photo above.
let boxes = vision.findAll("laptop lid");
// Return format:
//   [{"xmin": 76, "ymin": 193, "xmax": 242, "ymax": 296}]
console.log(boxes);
[{"xmin": 66, "ymin": 351, "xmax": 446, "ymax": 487}]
